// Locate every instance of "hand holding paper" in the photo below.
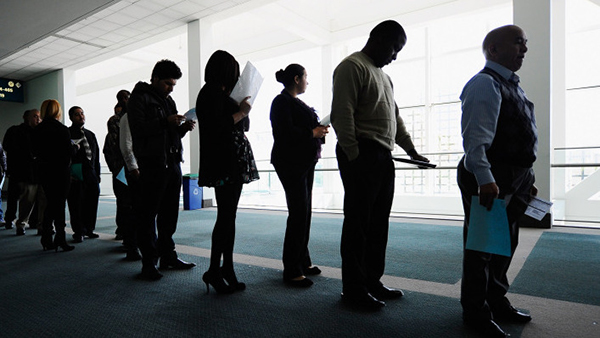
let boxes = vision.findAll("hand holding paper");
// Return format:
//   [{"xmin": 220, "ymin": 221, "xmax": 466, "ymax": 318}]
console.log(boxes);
[{"xmin": 230, "ymin": 61, "xmax": 263, "ymax": 106}]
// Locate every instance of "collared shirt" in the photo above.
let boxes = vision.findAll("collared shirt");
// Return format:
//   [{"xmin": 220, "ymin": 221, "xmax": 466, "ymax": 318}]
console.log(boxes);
[{"xmin": 460, "ymin": 60, "xmax": 525, "ymax": 186}]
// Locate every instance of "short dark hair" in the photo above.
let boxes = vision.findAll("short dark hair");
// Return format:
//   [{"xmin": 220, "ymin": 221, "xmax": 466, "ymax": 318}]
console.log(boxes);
[
  {"xmin": 275, "ymin": 64, "xmax": 305, "ymax": 89},
  {"xmin": 68, "ymin": 106, "xmax": 83, "ymax": 118},
  {"xmin": 151, "ymin": 59, "xmax": 182, "ymax": 81},
  {"xmin": 204, "ymin": 50, "xmax": 240, "ymax": 93},
  {"xmin": 23, "ymin": 109, "xmax": 39, "ymax": 119},
  {"xmin": 369, "ymin": 20, "xmax": 406, "ymax": 44},
  {"xmin": 116, "ymin": 89, "xmax": 130, "ymax": 103}
]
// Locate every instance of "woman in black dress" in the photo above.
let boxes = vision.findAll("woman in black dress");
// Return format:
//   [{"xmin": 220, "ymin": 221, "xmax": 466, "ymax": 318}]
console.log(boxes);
[
  {"xmin": 196, "ymin": 50, "xmax": 259, "ymax": 294},
  {"xmin": 270, "ymin": 64, "xmax": 328, "ymax": 287},
  {"xmin": 34, "ymin": 99, "xmax": 75, "ymax": 252}
]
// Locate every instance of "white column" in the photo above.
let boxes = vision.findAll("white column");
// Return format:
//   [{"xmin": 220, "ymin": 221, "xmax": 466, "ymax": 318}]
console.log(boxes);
[
  {"xmin": 58, "ymin": 68, "xmax": 77, "ymax": 124},
  {"xmin": 513, "ymin": 0, "xmax": 565, "ymax": 227},
  {"xmin": 187, "ymin": 19, "xmax": 216, "ymax": 205}
]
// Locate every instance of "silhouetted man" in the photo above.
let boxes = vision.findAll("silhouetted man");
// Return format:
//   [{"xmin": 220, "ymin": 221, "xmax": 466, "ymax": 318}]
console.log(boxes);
[
  {"xmin": 67, "ymin": 106, "xmax": 101, "ymax": 242},
  {"xmin": 458, "ymin": 25, "xmax": 536, "ymax": 337},
  {"xmin": 127, "ymin": 59, "xmax": 196, "ymax": 280},
  {"xmin": 331, "ymin": 20, "xmax": 429, "ymax": 310}
]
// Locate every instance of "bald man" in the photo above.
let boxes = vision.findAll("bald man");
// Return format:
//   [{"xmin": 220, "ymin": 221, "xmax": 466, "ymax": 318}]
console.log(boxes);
[{"xmin": 457, "ymin": 25, "xmax": 536, "ymax": 337}]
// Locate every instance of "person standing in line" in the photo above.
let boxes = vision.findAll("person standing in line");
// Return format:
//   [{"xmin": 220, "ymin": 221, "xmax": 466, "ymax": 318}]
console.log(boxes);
[
  {"xmin": 458, "ymin": 25, "xmax": 536, "ymax": 338},
  {"xmin": 270, "ymin": 64, "xmax": 328, "ymax": 287},
  {"xmin": 2, "ymin": 109, "xmax": 44, "ymax": 235},
  {"xmin": 103, "ymin": 90, "xmax": 132, "ymax": 242},
  {"xmin": 127, "ymin": 59, "xmax": 196, "ymax": 281},
  {"xmin": 118, "ymin": 108, "xmax": 142, "ymax": 261},
  {"xmin": 33, "ymin": 99, "xmax": 75, "ymax": 252},
  {"xmin": 196, "ymin": 50, "xmax": 259, "ymax": 294},
  {"xmin": 67, "ymin": 106, "xmax": 101, "ymax": 243},
  {"xmin": 330, "ymin": 20, "xmax": 429, "ymax": 310}
]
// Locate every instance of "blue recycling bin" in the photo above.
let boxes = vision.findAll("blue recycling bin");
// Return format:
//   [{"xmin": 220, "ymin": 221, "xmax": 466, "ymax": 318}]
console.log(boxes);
[{"xmin": 182, "ymin": 174, "xmax": 202, "ymax": 210}]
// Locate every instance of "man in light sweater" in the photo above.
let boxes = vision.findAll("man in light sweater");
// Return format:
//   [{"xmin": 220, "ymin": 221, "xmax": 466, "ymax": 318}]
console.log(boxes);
[{"xmin": 331, "ymin": 20, "xmax": 429, "ymax": 310}]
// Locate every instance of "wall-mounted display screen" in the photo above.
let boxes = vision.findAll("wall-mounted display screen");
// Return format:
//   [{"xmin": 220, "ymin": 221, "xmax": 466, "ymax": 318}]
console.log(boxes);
[{"xmin": 0, "ymin": 78, "xmax": 24, "ymax": 103}]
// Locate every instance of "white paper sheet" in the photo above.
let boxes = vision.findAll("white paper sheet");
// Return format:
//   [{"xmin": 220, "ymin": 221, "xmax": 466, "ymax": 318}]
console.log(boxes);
[
  {"xmin": 230, "ymin": 61, "xmax": 263, "ymax": 105},
  {"xmin": 524, "ymin": 196, "xmax": 553, "ymax": 221},
  {"xmin": 184, "ymin": 108, "xmax": 197, "ymax": 121},
  {"xmin": 319, "ymin": 113, "xmax": 331, "ymax": 126}
]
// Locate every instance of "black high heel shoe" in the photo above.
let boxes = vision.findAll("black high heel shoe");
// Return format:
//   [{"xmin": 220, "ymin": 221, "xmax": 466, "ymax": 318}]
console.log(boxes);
[
  {"xmin": 53, "ymin": 233, "xmax": 74, "ymax": 252},
  {"xmin": 41, "ymin": 234, "xmax": 54, "ymax": 251},
  {"xmin": 221, "ymin": 267, "xmax": 246, "ymax": 291},
  {"xmin": 202, "ymin": 269, "xmax": 234, "ymax": 295}
]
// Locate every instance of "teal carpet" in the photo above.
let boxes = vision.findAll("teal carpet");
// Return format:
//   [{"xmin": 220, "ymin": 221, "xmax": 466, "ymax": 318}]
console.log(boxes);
[
  {"xmin": 511, "ymin": 231, "xmax": 600, "ymax": 306},
  {"xmin": 162, "ymin": 207, "xmax": 464, "ymax": 285}
]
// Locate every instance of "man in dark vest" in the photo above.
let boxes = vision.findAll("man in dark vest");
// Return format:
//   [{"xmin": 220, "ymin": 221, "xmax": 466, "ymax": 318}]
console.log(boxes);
[
  {"xmin": 67, "ymin": 106, "xmax": 101, "ymax": 243},
  {"xmin": 457, "ymin": 25, "xmax": 537, "ymax": 337}
]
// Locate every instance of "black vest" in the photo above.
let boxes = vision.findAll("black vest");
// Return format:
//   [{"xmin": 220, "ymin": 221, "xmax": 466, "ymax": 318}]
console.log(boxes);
[{"xmin": 481, "ymin": 67, "xmax": 537, "ymax": 168}]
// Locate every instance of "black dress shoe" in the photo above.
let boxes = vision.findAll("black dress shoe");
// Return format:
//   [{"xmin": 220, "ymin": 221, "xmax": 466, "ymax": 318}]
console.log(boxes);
[
  {"xmin": 86, "ymin": 233, "xmax": 100, "ymax": 239},
  {"xmin": 464, "ymin": 318, "xmax": 508, "ymax": 337},
  {"xmin": 341, "ymin": 292, "xmax": 385, "ymax": 310},
  {"xmin": 160, "ymin": 257, "xmax": 196, "ymax": 270},
  {"xmin": 125, "ymin": 249, "xmax": 142, "ymax": 261},
  {"xmin": 72, "ymin": 234, "xmax": 84, "ymax": 243},
  {"xmin": 304, "ymin": 266, "xmax": 322, "ymax": 276},
  {"xmin": 493, "ymin": 305, "xmax": 532, "ymax": 323},
  {"xmin": 284, "ymin": 277, "xmax": 314, "ymax": 288},
  {"xmin": 16, "ymin": 228, "xmax": 26, "ymax": 236},
  {"xmin": 140, "ymin": 266, "xmax": 163, "ymax": 281},
  {"xmin": 369, "ymin": 284, "xmax": 404, "ymax": 300}
]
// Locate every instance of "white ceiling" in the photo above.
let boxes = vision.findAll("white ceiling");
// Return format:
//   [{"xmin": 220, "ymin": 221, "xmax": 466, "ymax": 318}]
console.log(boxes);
[{"xmin": 0, "ymin": 0, "xmax": 506, "ymax": 82}]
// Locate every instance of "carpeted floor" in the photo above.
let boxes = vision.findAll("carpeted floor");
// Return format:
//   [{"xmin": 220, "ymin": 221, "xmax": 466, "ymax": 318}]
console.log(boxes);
[
  {"xmin": 1, "ymin": 197, "xmax": 599, "ymax": 337},
  {"xmin": 511, "ymin": 231, "xmax": 600, "ymax": 306}
]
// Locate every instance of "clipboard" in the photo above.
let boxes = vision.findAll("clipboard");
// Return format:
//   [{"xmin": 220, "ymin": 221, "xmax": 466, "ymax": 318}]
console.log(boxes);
[{"xmin": 392, "ymin": 157, "xmax": 437, "ymax": 168}]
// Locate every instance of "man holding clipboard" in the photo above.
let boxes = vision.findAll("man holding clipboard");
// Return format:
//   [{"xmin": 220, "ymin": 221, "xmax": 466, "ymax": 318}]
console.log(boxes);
[{"xmin": 457, "ymin": 25, "xmax": 537, "ymax": 337}]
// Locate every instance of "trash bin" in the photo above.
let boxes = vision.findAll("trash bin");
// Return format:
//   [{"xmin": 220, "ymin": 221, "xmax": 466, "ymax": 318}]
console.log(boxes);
[{"xmin": 182, "ymin": 174, "xmax": 202, "ymax": 210}]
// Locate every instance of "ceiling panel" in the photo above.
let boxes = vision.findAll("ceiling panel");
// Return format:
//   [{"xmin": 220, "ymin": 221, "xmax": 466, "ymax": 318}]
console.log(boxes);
[{"xmin": 0, "ymin": 0, "xmax": 505, "ymax": 81}]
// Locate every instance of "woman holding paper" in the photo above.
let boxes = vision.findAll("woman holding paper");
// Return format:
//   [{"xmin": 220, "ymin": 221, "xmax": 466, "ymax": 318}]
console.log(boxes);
[
  {"xmin": 196, "ymin": 50, "xmax": 259, "ymax": 294},
  {"xmin": 270, "ymin": 64, "xmax": 328, "ymax": 287}
]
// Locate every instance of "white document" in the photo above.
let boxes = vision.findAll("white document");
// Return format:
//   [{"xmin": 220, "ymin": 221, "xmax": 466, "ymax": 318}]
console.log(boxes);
[
  {"xmin": 524, "ymin": 196, "xmax": 553, "ymax": 221},
  {"xmin": 319, "ymin": 113, "xmax": 331, "ymax": 126},
  {"xmin": 230, "ymin": 61, "xmax": 263, "ymax": 106}
]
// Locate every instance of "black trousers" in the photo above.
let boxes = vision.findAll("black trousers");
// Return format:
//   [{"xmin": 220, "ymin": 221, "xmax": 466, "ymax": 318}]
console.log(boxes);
[
  {"xmin": 135, "ymin": 160, "xmax": 182, "ymax": 267},
  {"xmin": 4, "ymin": 177, "xmax": 20, "ymax": 224},
  {"xmin": 336, "ymin": 141, "xmax": 395, "ymax": 294},
  {"xmin": 457, "ymin": 157, "xmax": 534, "ymax": 320},
  {"xmin": 274, "ymin": 161, "xmax": 316, "ymax": 280},
  {"xmin": 210, "ymin": 181, "xmax": 243, "ymax": 270},
  {"xmin": 67, "ymin": 172, "xmax": 100, "ymax": 236},
  {"xmin": 113, "ymin": 175, "xmax": 137, "ymax": 248},
  {"xmin": 41, "ymin": 173, "xmax": 70, "ymax": 236}
]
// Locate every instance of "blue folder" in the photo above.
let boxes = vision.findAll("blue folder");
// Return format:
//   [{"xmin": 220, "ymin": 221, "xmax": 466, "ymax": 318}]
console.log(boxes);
[
  {"xmin": 116, "ymin": 166, "xmax": 128, "ymax": 186},
  {"xmin": 465, "ymin": 196, "xmax": 511, "ymax": 257}
]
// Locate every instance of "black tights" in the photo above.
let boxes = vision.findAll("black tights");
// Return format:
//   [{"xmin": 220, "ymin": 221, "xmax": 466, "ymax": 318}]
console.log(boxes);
[{"xmin": 209, "ymin": 182, "xmax": 243, "ymax": 271}]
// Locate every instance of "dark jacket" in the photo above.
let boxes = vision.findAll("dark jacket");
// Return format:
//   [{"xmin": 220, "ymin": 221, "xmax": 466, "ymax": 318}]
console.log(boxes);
[
  {"xmin": 127, "ymin": 81, "xmax": 188, "ymax": 168},
  {"xmin": 32, "ymin": 118, "xmax": 74, "ymax": 185},
  {"xmin": 69, "ymin": 126, "xmax": 101, "ymax": 182},
  {"xmin": 196, "ymin": 83, "xmax": 248, "ymax": 187},
  {"xmin": 2, "ymin": 123, "xmax": 36, "ymax": 182},
  {"xmin": 270, "ymin": 90, "xmax": 323, "ymax": 166},
  {"xmin": 102, "ymin": 110, "xmax": 125, "ymax": 174}
]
